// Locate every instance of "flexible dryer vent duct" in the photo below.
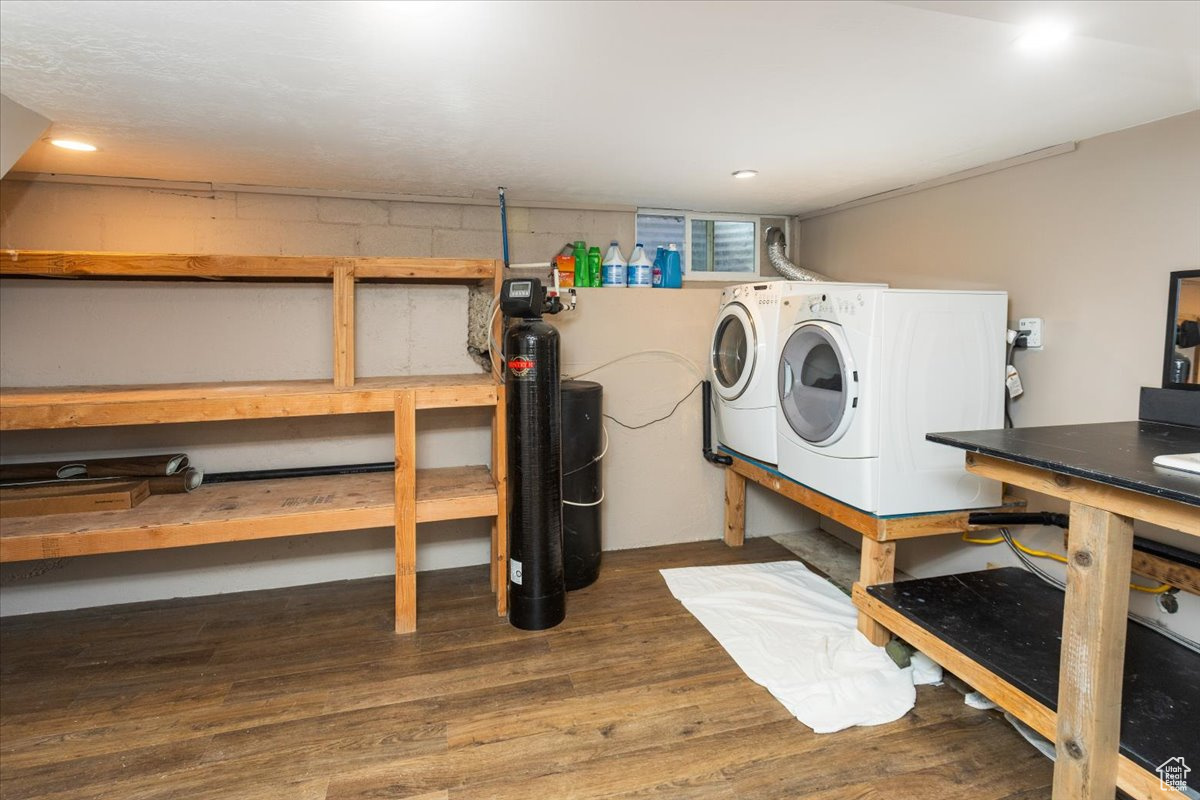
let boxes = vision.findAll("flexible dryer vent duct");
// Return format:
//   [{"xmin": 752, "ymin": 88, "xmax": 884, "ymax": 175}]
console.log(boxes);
[{"xmin": 764, "ymin": 226, "xmax": 833, "ymax": 282}]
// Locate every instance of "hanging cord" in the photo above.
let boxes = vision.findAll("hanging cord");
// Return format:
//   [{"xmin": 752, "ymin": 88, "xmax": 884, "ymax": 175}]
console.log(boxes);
[
  {"xmin": 1003, "ymin": 339, "xmax": 1017, "ymax": 428},
  {"xmin": 961, "ymin": 530, "xmax": 1172, "ymax": 593},
  {"xmin": 966, "ymin": 528, "xmax": 1199, "ymax": 655},
  {"xmin": 562, "ymin": 490, "xmax": 606, "ymax": 508},
  {"xmin": 563, "ymin": 425, "xmax": 609, "ymax": 478},
  {"xmin": 605, "ymin": 381, "xmax": 702, "ymax": 431},
  {"xmin": 565, "ymin": 350, "xmax": 705, "ymax": 381}
]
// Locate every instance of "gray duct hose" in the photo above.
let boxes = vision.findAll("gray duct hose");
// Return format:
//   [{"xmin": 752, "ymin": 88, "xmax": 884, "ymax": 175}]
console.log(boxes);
[{"xmin": 765, "ymin": 226, "xmax": 834, "ymax": 282}]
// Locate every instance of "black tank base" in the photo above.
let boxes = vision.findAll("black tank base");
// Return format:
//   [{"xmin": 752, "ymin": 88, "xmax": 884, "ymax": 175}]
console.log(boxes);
[
  {"xmin": 565, "ymin": 556, "xmax": 600, "ymax": 592},
  {"xmin": 508, "ymin": 586, "xmax": 566, "ymax": 631}
]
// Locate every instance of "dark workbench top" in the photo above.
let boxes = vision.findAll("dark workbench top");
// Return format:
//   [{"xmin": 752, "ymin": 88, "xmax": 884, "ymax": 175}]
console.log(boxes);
[{"xmin": 928, "ymin": 421, "xmax": 1200, "ymax": 507}]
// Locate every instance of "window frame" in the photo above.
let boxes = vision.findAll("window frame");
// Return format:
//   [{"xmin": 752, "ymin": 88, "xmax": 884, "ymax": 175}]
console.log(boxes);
[{"xmin": 636, "ymin": 209, "xmax": 763, "ymax": 282}]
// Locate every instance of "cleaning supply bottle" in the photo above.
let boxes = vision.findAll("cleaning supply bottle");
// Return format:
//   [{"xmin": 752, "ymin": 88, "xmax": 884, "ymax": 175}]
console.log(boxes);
[
  {"xmin": 651, "ymin": 246, "xmax": 666, "ymax": 287},
  {"xmin": 601, "ymin": 241, "xmax": 626, "ymax": 287},
  {"xmin": 661, "ymin": 243, "xmax": 683, "ymax": 289},
  {"xmin": 572, "ymin": 241, "xmax": 588, "ymax": 287},
  {"xmin": 587, "ymin": 246, "xmax": 602, "ymax": 288},
  {"xmin": 627, "ymin": 243, "xmax": 653, "ymax": 288}
]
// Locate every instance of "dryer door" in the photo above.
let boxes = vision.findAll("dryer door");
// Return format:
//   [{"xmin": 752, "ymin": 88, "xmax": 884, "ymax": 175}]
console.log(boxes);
[
  {"xmin": 778, "ymin": 321, "xmax": 858, "ymax": 446},
  {"xmin": 711, "ymin": 302, "xmax": 757, "ymax": 400}
]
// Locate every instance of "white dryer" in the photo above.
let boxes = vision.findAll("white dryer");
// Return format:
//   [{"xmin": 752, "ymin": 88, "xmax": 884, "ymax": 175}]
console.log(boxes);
[
  {"xmin": 710, "ymin": 281, "xmax": 882, "ymax": 463},
  {"xmin": 775, "ymin": 286, "xmax": 1007, "ymax": 515}
]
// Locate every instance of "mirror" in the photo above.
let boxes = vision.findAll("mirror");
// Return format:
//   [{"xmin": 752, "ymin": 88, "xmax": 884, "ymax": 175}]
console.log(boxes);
[{"xmin": 1163, "ymin": 269, "xmax": 1200, "ymax": 390}]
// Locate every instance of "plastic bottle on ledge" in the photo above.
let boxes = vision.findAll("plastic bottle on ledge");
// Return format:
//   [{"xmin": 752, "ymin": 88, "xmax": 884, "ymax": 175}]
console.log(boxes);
[
  {"xmin": 627, "ymin": 244, "xmax": 653, "ymax": 288},
  {"xmin": 661, "ymin": 243, "xmax": 682, "ymax": 289},
  {"xmin": 572, "ymin": 240, "xmax": 588, "ymax": 287},
  {"xmin": 601, "ymin": 241, "xmax": 627, "ymax": 287},
  {"xmin": 587, "ymin": 246, "xmax": 602, "ymax": 288},
  {"xmin": 651, "ymin": 246, "xmax": 666, "ymax": 287}
]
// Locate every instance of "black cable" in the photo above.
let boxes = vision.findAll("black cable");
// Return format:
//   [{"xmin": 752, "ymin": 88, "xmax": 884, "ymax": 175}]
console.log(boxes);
[
  {"xmin": 604, "ymin": 381, "xmax": 702, "ymax": 431},
  {"xmin": 1003, "ymin": 340, "xmax": 1016, "ymax": 428}
]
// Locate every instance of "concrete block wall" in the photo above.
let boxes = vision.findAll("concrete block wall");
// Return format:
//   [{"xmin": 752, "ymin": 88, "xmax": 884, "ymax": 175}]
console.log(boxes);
[{"xmin": 0, "ymin": 179, "xmax": 808, "ymax": 615}]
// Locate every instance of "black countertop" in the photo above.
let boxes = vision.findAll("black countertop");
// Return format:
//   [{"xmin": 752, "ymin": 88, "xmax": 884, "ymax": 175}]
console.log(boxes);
[{"xmin": 928, "ymin": 421, "xmax": 1200, "ymax": 507}]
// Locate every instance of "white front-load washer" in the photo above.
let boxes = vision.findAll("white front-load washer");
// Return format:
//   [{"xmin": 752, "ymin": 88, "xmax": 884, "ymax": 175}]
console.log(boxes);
[
  {"xmin": 775, "ymin": 286, "xmax": 1007, "ymax": 515},
  {"xmin": 710, "ymin": 281, "xmax": 883, "ymax": 464}
]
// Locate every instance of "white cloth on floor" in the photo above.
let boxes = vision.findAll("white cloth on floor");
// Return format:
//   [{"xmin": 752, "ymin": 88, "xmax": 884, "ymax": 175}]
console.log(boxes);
[{"xmin": 660, "ymin": 560, "xmax": 915, "ymax": 733}]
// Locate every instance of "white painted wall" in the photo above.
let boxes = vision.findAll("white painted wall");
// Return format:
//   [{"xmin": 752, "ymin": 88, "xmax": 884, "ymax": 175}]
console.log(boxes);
[
  {"xmin": 0, "ymin": 94, "xmax": 49, "ymax": 177},
  {"xmin": 0, "ymin": 180, "xmax": 811, "ymax": 615},
  {"xmin": 796, "ymin": 111, "xmax": 1200, "ymax": 641}
]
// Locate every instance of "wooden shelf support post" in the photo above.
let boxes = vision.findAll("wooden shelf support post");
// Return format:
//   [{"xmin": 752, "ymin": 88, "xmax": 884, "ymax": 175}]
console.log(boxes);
[
  {"xmin": 857, "ymin": 537, "xmax": 896, "ymax": 646},
  {"xmin": 724, "ymin": 466, "xmax": 747, "ymax": 547},
  {"xmin": 492, "ymin": 381, "xmax": 509, "ymax": 615},
  {"xmin": 394, "ymin": 390, "xmax": 418, "ymax": 634},
  {"xmin": 1053, "ymin": 502, "xmax": 1134, "ymax": 799},
  {"xmin": 333, "ymin": 264, "xmax": 356, "ymax": 388}
]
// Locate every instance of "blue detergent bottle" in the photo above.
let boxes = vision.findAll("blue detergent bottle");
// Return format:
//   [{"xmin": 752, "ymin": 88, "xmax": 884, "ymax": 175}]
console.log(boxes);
[
  {"xmin": 651, "ymin": 246, "xmax": 666, "ymax": 287},
  {"xmin": 661, "ymin": 243, "xmax": 682, "ymax": 288}
]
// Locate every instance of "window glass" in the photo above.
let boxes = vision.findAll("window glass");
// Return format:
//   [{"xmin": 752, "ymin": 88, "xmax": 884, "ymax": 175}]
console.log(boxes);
[
  {"xmin": 691, "ymin": 219, "xmax": 755, "ymax": 273},
  {"xmin": 635, "ymin": 213, "xmax": 685, "ymax": 257}
]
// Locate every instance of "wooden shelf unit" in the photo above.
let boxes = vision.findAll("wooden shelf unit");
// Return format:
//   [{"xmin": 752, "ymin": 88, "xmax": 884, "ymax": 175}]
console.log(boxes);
[
  {"xmin": 0, "ymin": 250, "xmax": 510, "ymax": 634},
  {"xmin": 0, "ymin": 467, "xmax": 496, "ymax": 562}
]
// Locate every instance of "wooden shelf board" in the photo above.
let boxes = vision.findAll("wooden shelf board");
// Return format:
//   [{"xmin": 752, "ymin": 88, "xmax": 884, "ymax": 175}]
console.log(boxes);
[
  {"xmin": 0, "ymin": 374, "xmax": 498, "ymax": 430},
  {"xmin": 0, "ymin": 250, "xmax": 496, "ymax": 282},
  {"xmin": 0, "ymin": 466, "xmax": 497, "ymax": 562}
]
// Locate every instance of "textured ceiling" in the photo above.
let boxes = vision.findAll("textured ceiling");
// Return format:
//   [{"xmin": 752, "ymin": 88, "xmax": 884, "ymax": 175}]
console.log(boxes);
[{"xmin": 1, "ymin": 0, "xmax": 1197, "ymax": 214}]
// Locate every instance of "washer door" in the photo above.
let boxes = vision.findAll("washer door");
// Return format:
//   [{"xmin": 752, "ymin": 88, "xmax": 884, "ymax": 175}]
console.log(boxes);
[
  {"xmin": 711, "ymin": 302, "xmax": 757, "ymax": 400},
  {"xmin": 778, "ymin": 321, "xmax": 857, "ymax": 446}
]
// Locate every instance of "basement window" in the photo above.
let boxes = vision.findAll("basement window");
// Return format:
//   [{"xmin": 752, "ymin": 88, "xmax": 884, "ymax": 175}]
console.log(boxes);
[{"xmin": 635, "ymin": 210, "xmax": 760, "ymax": 281}]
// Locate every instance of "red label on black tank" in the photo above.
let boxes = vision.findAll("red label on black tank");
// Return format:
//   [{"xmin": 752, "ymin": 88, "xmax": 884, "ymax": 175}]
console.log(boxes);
[{"xmin": 507, "ymin": 357, "xmax": 536, "ymax": 378}]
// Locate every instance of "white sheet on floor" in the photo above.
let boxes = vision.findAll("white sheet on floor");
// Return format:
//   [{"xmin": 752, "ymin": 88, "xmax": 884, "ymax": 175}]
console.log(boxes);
[{"xmin": 661, "ymin": 560, "xmax": 915, "ymax": 733}]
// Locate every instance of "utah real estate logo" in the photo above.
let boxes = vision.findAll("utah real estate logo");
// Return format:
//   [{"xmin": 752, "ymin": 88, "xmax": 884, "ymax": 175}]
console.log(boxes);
[{"xmin": 1157, "ymin": 756, "xmax": 1190, "ymax": 792}]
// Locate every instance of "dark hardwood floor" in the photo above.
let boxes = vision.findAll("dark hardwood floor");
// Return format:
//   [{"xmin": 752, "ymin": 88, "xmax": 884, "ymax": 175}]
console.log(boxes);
[{"xmin": 0, "ymin": 538, "xmax": 1052, "ymax": 799}]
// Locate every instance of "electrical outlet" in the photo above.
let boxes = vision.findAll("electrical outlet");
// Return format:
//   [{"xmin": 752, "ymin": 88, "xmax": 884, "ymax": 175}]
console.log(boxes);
[{"xmin": 1018, "ymin": 317, "xmax": 1043, "ymax": 349}]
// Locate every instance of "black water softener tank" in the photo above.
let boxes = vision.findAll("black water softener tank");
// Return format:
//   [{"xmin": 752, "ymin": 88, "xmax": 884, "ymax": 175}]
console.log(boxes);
[
  {"xmin": 561, "ymin": 380, "xmax": 602, "ymax": 590},
  {"xmin": 502, "ymin": 279, "xmax": 566, "ymax": 630}
]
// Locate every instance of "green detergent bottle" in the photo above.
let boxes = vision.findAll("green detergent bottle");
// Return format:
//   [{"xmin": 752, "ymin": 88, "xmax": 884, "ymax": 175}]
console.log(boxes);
[
  {"xmin": 587, "ymin": 246, "xmax": 602, "ymax": 288},
  {"xmin": 573, "ymin": 241, "xmax": 588, "ymax": 287}
]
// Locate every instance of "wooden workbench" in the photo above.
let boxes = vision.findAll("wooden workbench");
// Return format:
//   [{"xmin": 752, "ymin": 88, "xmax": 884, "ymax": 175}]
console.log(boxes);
[
  {"xmin": 720, "ymin": 448, "xmax": 1022, "ymax": 645},
  {"xmin": 903, "ymin": 421, "xmax": 1200, "ymax": 800}
]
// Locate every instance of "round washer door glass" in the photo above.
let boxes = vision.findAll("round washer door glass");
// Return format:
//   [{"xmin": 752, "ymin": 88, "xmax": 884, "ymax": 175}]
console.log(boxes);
[
  {"xmin": 711, "ymin": 303, "xmax": 756, "ymax": 398},
  {"xmin": 778, "ymin": 322, "xmax": 855, "ymax": 445}
]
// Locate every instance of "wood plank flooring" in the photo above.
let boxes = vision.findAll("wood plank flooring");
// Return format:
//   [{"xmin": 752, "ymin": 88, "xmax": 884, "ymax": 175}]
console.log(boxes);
[{"xmin": 0, "ymin": 539, "xmax": 1053, "ymax": 799}]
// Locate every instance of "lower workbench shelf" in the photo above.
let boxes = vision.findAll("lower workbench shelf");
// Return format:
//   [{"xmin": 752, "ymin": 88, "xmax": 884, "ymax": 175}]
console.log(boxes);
[
  {"xmin": 854, "ymin": 568, "xmax": 1200, "ymax": 799},
  {"xmin": 0, "ymin": 466, "xmax": 497, "ymax": 562}
]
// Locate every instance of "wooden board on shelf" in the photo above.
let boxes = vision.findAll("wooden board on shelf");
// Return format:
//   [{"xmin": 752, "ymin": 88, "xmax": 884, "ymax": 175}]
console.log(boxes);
[
  {"xmin": 0, "ymin": 374, "xmax": 498, "ymax": 430},
  {"xmin": 0, "ymin": 466, "xmax": 496, "ymax": 562},
  {"xmin": 0, "ymin": 250, "xmax": 495, "ymax": 282},
  {"xmin": 0, "ymin": 480, "xmax": 150, "ymax": 518}
]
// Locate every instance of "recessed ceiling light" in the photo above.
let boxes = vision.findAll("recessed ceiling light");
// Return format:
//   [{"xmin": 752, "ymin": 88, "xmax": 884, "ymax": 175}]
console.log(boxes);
[
  {"xmin": 48, "ymin": 138, "xmax": 97, "ymax": 152},
  {"xmin": 732, "ymin": 169, "xmax": 758, "ymax": 179},
  {"xmin": 1014, "ymin": 21, "xmax": 1071, "ymax": 53}
]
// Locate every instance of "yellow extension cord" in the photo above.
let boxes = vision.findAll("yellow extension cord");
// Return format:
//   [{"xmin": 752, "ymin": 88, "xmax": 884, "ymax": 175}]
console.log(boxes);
[{"xmin": 961, "ymin": 532, "xmax": 1173, "ymax": 594}]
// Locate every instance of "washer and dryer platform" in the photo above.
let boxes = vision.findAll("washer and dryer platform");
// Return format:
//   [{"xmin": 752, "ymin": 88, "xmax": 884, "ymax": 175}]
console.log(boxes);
[{"xmin": 718, "ymin": 447, "xmax": 1023, "ymax": 645}]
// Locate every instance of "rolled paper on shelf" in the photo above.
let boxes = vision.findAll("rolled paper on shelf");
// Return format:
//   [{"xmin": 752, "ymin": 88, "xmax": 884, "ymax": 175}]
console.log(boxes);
[
  {"xmin": 147, "ymin": 468, "xmax": 204, "ymax": 495},
  {"xmin": 84, "ymin": 454, "xmax": 190, "ymax": 477},
  {"xmin": 0, "ymin": 461, "xmax": 88, "ymax": 482}
]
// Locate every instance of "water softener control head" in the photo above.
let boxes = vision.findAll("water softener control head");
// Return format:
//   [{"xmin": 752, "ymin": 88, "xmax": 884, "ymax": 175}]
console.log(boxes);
[{"xmin": 500, "ymin": 278, "xmax": 546, "ymax": 318}]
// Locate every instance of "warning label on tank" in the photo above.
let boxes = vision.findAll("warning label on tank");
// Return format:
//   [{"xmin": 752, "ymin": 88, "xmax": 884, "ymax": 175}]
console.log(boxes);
[
  {"xmin": 507, "ymin": 357, "xmax": 536, "ymax": 378},
  {"xmin": 510, "ymin": 558, "xmax": 523, "ymax": 585}
]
